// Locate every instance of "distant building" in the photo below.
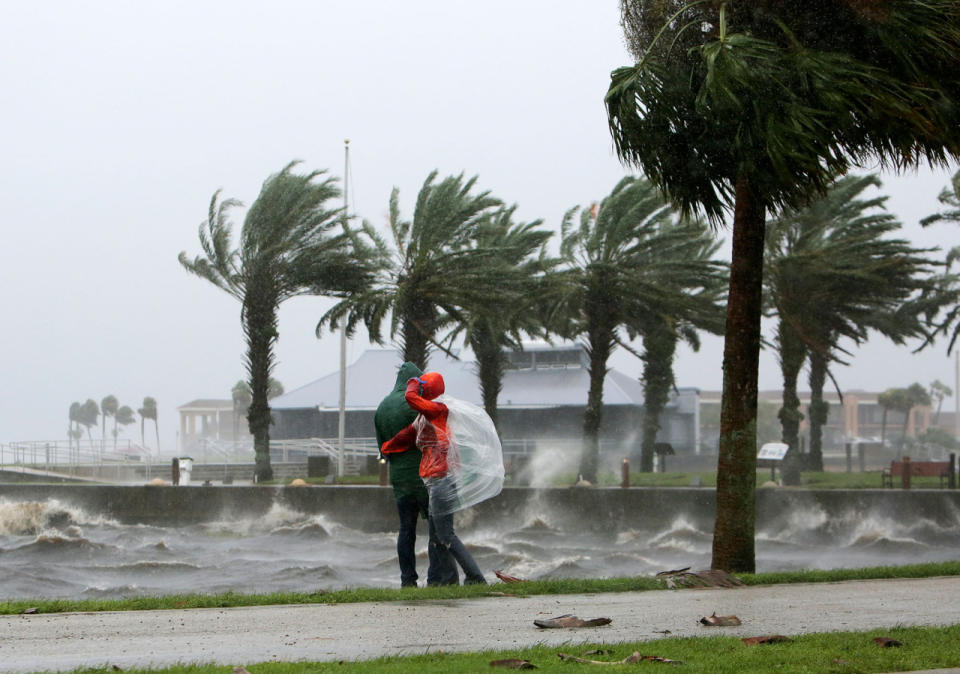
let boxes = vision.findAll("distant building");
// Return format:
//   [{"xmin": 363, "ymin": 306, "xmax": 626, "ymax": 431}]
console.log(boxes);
[
  {"xmin": 176, "ymin": 399, "xmax": 248, "ymax": 454},
  {"xmin": 269, "ymin": 343, "xmax": 700, "ymax": 462},
  {"xmin": 699, "ymin": 389, "xmax": 933, "ymax": 452}
]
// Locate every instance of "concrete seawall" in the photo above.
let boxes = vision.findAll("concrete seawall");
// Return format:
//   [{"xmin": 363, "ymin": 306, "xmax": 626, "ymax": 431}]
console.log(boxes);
[{"xmin": 2, "ymin": 484, "xmax": 959, "ymax": 532}]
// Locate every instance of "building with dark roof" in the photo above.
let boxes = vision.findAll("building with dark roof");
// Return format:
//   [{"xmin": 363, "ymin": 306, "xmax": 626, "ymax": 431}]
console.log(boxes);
[{"xmin": 269, "ymin": 343, "xmax": 700, "ymax": 465}]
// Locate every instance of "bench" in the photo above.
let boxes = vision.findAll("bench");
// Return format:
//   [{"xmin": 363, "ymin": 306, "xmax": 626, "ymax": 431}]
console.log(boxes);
[{"xmin": 881, "ymin": 459, "xmax": 950, "ymax": 488}]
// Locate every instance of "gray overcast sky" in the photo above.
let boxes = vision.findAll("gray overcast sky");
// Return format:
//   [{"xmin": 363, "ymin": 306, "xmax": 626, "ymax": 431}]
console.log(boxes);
[{"xmin": 1, "ymin": 1, "xmax": 957, "ymax": 451}]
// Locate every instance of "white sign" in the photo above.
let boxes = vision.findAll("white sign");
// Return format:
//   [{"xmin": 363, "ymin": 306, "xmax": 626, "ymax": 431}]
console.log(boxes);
[{"xmin": 757, "ymin": 442, "xmax": 789, "ymax": 460}]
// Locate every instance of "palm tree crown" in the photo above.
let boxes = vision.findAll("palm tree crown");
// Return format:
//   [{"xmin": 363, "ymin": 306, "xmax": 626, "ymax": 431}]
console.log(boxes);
[{"xmin": 317, "ymin": 170, "xmax": 504, "ymax": 369}]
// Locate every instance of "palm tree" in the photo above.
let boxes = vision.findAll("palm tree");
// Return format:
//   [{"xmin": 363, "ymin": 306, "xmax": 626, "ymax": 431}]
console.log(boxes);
[
  {"xmin": 553, "ymin": 176, "xmax": 725, "ymax": 483},
  {"xmin": 115, "ymin": 405, "xmax": 136, "ymax": 445},
  {"xmin": 232, "ymin": 380, "xmax": 252, "ymax": 442},
  {"xmin": 921, "ymin": 169, "xmax": 960, "ymax": 353},
  {"xmin": 101, "ymin": 395, "xmax": 118, "ymax": 452},
  {"xmin": 317, "ymin": 171, "xmax": 503, "ymax": 370},
  {"xmin": 138, "ymin": 397, "xmax": 159, "ymax": 450},
  {"xmin": 765, "ymin": 174, "xmax": 940, "ymax": 477},
  {"xmin": 632, "ymin": 230, "xmax": 726, "ymax": 473},
  {"xmin": 877, "ymin": 388, "xmax": 904, "ymax": 446},
  {"xmin": 440, "ymin": 205, "xmax": 555, "ymax": 428},
  {"xmin": 180, "ymin": 162, "xmax": 371, "ymax": 482},
  {"xmin": 929, "ymin": 380, "xmax": 952, "ymax": 426},
  {"xmin": 79, "ymin": 399, "xmax": 99, "ymax": 443},
  {"xmin": 901, "ymin": 383, "xmax": 933, "ymax": 445},
  {"xmin": 607, "ymin": 1, "xmax": 960, "ymax": 572},
  {"xmin": 68, "ymin": 402, "xmax": 82, "ymax": 451}
]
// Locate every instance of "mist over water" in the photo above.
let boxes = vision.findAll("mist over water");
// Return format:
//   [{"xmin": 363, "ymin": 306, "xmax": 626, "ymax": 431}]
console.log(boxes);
[{"xmin": 1, "ymin": 497, "xmax": 958, "ymax": 600}]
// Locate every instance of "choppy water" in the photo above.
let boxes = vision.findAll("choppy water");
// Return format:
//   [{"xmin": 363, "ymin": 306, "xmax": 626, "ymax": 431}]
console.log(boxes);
[{"xmin": 1, "ymin": 497, "xmax": 959, "ymax": 599}]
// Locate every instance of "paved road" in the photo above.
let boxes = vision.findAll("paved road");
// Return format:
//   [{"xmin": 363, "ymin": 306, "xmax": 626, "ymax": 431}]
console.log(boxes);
[{"xmin": 3, "ymin": 577, "xmax": 960, "ymax": 672}]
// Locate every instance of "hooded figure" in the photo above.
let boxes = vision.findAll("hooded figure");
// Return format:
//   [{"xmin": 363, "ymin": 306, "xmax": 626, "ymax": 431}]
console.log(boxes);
[
  {"xmin": 374, "ymin": 362, "xmax": 458, "ymax": 587},
  {"xmin": 382, "ymin": 371, "xmax": 486, "ymax": 585}
]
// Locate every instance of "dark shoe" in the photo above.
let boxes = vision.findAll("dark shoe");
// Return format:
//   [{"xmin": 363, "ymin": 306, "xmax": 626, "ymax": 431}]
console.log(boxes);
[
  {"xmin": 401, "ymin": 581, "xmax": 418, "ymax": 588},
  {"xmin": 464, "ymin": 576, "xmax": 487, "ymax": 586}
]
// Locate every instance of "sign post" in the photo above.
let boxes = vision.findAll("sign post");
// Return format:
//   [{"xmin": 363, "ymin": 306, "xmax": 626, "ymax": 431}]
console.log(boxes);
[{"xmin": 758, "ymin": 442, "xmax": 789, "ymax": 482}]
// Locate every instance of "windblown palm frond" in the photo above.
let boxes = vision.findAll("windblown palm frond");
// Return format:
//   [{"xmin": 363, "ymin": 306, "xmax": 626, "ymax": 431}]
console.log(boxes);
[{"xmin": 316, "ymin": 171, "xmax": 504, "ymax": 369}]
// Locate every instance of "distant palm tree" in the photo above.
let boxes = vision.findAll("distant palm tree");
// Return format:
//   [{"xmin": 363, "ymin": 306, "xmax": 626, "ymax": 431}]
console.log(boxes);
[
  {"xmin": 231, "ymin": 380, "xmax": 252, "ymax": 442},
  {"xmin": 79, "ymin": 399, "xmax": 99, "ymax": 443},
  {"xmin": 877, "ymin": 388, "xmax": 904, "ymax": 446},
  {"xmin": 101, "ymin": 395, "xmax": 118, "ymax": 451},
  {"xmin": 553, "ymin": 176, "xmax": 725, "ymax": 482},
  {"xmin": 929, "ymin": 380, "xmax": 953, "ymax": 425},
  {"xmin": 68, "ymin": 402, "xmax": 82, "ymax": 451},
  {"xmin": 114, "ymin": 406, "xmax": 136, "ymax": 446},
  {"xmin": 441, "ymin": 205, "xmax": 555, "ymax": 428},
  {"xmin": 180, "ymin": 162, "xmax": 370, "ymax": 482},
  {"xmin": 317, "ymin": 171, "xmax": 503, "ymax": 370},
  {"xmin": 901, "ymin": 383, "xmax": 933, "ymax": 445},
  {"xmin": 138, "ymin": 397, "xmax": 159, "ymax": 450}
]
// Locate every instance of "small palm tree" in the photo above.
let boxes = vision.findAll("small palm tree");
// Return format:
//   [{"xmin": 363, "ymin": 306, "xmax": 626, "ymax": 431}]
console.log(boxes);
[
  {"xmin": 114, "ymin": 405, "xmax": 136, "ymax": 446},
  {"xmin": 180, "ymin": 162, "xmax": 370, "ymax": 482},
  {"xmin": 929, "ymin": 380, "xmax": 953, "ymax": 425},
  {"xmin": 553, "ymin": 176, "xmax": 725, "ymax": 482},
  {"xmin": 317, "ymin": 171, "xmax": 503, "ymax": 369},
  {"xmin": 137, "ymin": 397, "xmax": 159, "ymax": 450},
  {"xmin": 101, "ymin": 395, "xmax": 118, "ymax": 452},
  {"xmin": 68, "ymin": 402, "xmax": 82, "ymax": 451},
  {"xmin": 79, "ymin": 399, "xmax": 99, "ymax": 443}
]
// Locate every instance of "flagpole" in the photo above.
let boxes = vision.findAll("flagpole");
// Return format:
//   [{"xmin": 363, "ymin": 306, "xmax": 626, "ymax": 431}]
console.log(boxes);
[{"xmin": 337, "ymin": 139, "xmax": 349, "ymax": 477}]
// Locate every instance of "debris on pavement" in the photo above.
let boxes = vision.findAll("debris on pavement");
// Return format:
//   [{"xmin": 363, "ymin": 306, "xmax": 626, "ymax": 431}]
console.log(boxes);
[
  {"xmin": 21, "ymin": 607, "xmax": 38, "ymax": 614},
  {"xmin": 490, "ymin": 657, "xmax": 537, "ymax": 669},
  {"xmin": 741, "ymin": 635, "xmax": 791, "ymax": 645},
  {"xmin": 494, "ymin": 569, "xmax": 526, "ymax": 583},
  {"xmin": 534, "ymin": 614, "xmax": 612, "ymax": 628},
  {"xmin": 699, "ymin": 612, "xmax": 742, "ymax": 626},
  {"xmin": 657, "ymin": 568, "xmax": 745, "ymax": 589},
  {"xmin": 873, "ymin": 637, "xmax": 903, "ymax": 648}
]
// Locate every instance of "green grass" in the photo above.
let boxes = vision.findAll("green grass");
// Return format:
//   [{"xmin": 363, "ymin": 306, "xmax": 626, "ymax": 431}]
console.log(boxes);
[
  {"xmin": 5, "ymin": 561, "xmax": 960, "ymax": 616},
  {"xmin": 69, "ymin": 624, "xmax": 960, "ymax": 672}
]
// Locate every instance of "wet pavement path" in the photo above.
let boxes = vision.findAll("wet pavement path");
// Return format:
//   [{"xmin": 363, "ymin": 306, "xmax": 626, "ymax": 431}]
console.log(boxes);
[{"xmin": 3, "ymin": 577, "xmax": 960, "ymax": 672}]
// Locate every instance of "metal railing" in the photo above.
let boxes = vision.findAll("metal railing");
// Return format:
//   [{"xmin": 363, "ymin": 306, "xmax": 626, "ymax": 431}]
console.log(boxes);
[{"xmin": 0, "ymin": 439, "xmax": 156, "ymax": 480}]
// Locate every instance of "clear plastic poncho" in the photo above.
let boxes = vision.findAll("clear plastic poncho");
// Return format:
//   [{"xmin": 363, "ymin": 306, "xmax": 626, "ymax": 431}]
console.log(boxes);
[{"xmin": 423, "ymin": 395, "xmax": 504, "ymax": 516}]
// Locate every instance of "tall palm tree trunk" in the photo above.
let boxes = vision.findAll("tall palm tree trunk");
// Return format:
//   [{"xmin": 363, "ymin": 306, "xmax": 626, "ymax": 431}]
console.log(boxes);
[
  {"xmin": 471, "ymin": 323, "xmax": 504, "ymax": 431},
  {"xmin": 712, "ymin": 175, "xmax": 765, "ymax": 574},
  {"xmin": 807, "ymin": 352, "xmax": 828, "ymax": 472},
  {"xmin": 400, "ymin": 298, "xmax": 437, "ymax": 371},
  {"xmin": 581, "ymin": 323, "xmax": 615, "ymax": 484},
  {"xmin": 244, "ymin": 289, "xmax": 278, "ymax": 483},
  {"xmin": 778, "ymin": 322, "xmax": 805, "ymax": 485},
  {"xmin": 640, "ymin": 323, "xmax": 675, "ymax": 472}
]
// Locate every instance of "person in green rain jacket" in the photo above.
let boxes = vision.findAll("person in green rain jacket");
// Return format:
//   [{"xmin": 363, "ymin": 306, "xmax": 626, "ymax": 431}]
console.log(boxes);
[{"xmin": 374, "ymin": 361, "xmax": 458, "ymax": 587}]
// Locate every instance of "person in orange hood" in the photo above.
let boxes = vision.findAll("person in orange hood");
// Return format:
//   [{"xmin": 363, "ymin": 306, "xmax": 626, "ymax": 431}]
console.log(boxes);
[{"xmin": 382, "ymin": 371, "xmax": 486, "ymax": 585}]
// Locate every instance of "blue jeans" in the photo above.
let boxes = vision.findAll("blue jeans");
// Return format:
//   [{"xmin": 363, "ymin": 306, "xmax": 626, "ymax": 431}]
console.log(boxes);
[
  {"xmin": 396, "ymin": 494, "xmax": 459, "ymax": 587},
  {"xmin": 427, "ymin": 477, "xmax": 486, "ymax": 585}
]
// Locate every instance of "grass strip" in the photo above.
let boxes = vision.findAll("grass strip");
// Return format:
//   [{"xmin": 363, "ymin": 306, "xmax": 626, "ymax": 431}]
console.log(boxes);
[
  {"xmin": 5, "ymin": 560, "xmax": 960, "ymax": 616},
  {"xmin": 68, "ymin": 624, "xmax": 960, "ymax": 673}
]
